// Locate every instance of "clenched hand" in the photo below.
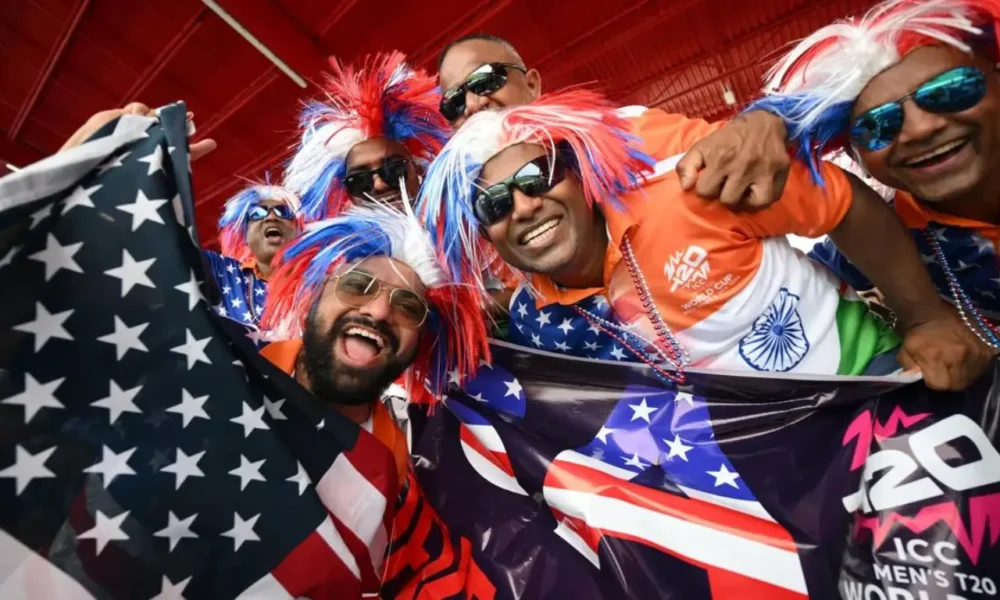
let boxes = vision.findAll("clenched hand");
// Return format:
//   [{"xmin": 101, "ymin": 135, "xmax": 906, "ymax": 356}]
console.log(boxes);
[
  {"xmin": 676, "ymin": 110, "xmax": 790, "ymax": 211},
  {"xmin": 898, "ymin": 312, "xmax": 997, "ymax": 391}
]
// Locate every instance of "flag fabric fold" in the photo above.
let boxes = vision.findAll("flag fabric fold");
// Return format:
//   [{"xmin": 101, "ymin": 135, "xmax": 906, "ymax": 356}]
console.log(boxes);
[
  {"xmin": 410, "ymin": 342, "xmax": 1000, "ymax": 599},
  {"xmin": 0, "ymin": 103, "xmax": 400, "ymax": 600}
]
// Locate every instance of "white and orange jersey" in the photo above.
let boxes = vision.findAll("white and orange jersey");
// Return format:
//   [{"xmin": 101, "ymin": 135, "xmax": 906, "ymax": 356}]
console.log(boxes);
[{"xmin": 533, "ymin": 107, "xmax": 898, "ymax": 375}]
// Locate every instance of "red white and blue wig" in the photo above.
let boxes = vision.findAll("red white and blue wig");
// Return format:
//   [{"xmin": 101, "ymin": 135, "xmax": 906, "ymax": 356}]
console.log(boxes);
[
  {"xmin": 218, "ymin": 181, "xmax": 302, "ymax": 263},
  {"xmin": 747, "ymin": 0, "xmax": 1000, "ymax": 183},
  {"xmin": 261, "ymin": 203, "xmax": 489, "ymax": 400},
  {"xmin": 284, "ymin": 51, "xmax": 451, "ymax": 221},
  {"xmin": 417, "ymin": 89, "xmax": 655, "ymax": 293}
]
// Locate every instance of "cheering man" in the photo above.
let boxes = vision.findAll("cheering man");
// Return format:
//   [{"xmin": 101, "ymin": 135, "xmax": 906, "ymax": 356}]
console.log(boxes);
[
  {"xmin": 259, "ymin": 205, "xmax": 489, "ymax": 482},
  {"xmin": 284, "ymin": 51, "xmax": 450, "ymax": 220},
  {"xmin": 417, "ymin": 90, "xmax": 994, "ymax": 390},
  {"xmin": 208, "ymin": 183, "xmax": 302, "ymax": 329},
  {"xmin": 747, "ymin": 0, "xmax": 1000, "ymax": 351}
]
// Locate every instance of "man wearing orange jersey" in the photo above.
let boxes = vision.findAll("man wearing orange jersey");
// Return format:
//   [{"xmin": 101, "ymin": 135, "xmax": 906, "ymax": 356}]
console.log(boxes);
[{"xmin": 418, "ymin": 91, "xmax": 994, "ymax": 390}]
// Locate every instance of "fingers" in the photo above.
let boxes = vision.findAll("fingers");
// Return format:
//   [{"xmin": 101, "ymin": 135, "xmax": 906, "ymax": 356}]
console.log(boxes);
[
  {"xmin": 190, "ymin": 138, "xmax": 217, "ymax": 161},
  {"xmin": 122, "ymin": 102, "xmax": 153, "ymax": 116},
  {"xmin": 676, "ymin": 150, "xmax": 705, "ymax": 190},
  {"xmin": 718, "ymin": 170, "xmax": 754, "ymax": 208}
]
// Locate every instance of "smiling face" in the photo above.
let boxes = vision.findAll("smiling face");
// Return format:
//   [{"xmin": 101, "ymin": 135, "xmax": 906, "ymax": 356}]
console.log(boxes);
[
  {"xmin": 345, "ymin": 138, "xmax": 420, "ymax": 207},
  {"xmin": 852, "ymin": 45, "xmax": 1000, "ymax": 206},
  {"xmin": 438, "ymin": 39, "xmax": 541, "ymax": 128},
  {"xmin": 300, "ymin": 255, "xmax": 425, "ymax": 406},
  {"xmin": 479, "ymin": 143, "xmax": 602, "ymax": 284},
  {"xmin": 246, "ymin": 198, "xmax": 299, "ymax": 267}
]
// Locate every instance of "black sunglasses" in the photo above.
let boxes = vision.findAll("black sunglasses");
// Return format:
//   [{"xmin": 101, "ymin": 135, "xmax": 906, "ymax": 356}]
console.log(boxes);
[
  {"xmin": 248, "ymin": 204, "xmax": 295, "ymax": 221},
  {"xmin": 342, "ymin": 155, "xmax": 410, "ymax": 199},
  {"xmin": 439, "ymin": 62, "xmax": 527, "ymax": 122},
  {"xmin": 474, "ymin": 155, "xmax": 565, "ymax": 226},
  {"xmin": 851, "ymin": 66, "xmax": 988, "ymax": 152}
]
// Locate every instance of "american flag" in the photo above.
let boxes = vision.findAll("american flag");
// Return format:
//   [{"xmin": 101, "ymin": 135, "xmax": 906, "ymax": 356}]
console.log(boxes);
[
  {"xmin": 0, "ymin": 103, "xmax": 401, "ymax": 599},
  {"xmin": 416, "ymin": 342, "xmax": 815, "ymax": 599},
  {"xmin": 507, "ymin": 286, "xmax": 641, "ymax": 362}
]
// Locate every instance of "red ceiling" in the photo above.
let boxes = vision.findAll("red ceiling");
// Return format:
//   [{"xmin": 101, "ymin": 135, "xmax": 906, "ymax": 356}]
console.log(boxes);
[{"xmin": 1, "ymin": 0, "xmax": 876, "ymax": 247}]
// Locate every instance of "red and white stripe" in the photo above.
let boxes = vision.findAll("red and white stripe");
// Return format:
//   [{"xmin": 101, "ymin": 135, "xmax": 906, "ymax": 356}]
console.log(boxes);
[
  {"xmin": 543, "ymin": 450, "xmax": 810, "ymax": 599},
  {"xmin": 459, "ymin": 423, "xmax": 528, "ymax": 497}
]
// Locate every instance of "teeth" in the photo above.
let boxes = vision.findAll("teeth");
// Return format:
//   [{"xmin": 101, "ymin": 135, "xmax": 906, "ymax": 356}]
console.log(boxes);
[
  {"xmin": 345, "ymin": 327, "xmax": 385, "ymax": 350},
  {"xmin": 908, "ymin": 139, "xmax": 965, "ymax": 164},
  {"xmin": 522, "ymin": 219, "xmax": 558, "ymax": 243}
]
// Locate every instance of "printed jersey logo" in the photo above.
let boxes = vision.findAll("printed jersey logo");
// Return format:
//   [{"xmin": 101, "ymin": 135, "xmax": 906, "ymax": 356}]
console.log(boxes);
[
  {"xmin": 664, "ymin": 245, "xmax": 710, "ymax": 293},
  {"xmin": 738, "ymin": 288, "xmax": 809, "ymax": 372}
]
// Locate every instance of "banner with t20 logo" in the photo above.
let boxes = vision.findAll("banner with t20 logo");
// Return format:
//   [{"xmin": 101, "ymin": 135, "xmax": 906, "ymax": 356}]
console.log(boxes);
[{"xmin": 404, "ymin": 342, "xmax": 1000, "ymax": 599}]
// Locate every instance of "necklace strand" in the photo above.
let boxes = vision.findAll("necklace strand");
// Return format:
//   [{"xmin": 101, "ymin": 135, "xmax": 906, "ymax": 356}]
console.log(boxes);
[
  {"xmin": 922, "ymin": 229, "xmax": 1000, "ymax": 351},
  {"xmin": 570, "ymin": 232, "xmax": 691, "ymax": 385}
]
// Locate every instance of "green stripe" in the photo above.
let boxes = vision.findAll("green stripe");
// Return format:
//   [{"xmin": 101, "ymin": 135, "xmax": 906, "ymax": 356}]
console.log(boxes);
[{"xmin": 835, "ymin": 296, "xmax": 901, "ymax": 375}]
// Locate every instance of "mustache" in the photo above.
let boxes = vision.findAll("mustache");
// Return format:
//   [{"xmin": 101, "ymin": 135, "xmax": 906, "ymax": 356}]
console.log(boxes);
[{"xmin": 330, "ymin": 315, "xmax": 399, "ymax": 353}]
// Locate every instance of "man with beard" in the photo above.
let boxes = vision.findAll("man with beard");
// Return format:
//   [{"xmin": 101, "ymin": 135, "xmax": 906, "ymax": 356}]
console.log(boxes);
[
  {"xmin": 259, "ymin": 205, "xmax": 488, "ymax": 482},
  {"xmin": 284, "ymin": 51, "xmax": 450, "ymax": 220},
  {"xmin": 747, "ymin": 0, "xmax": 1000, "ymax": 349},
  {"xmin": 209, "ymin": 181, "xmax": 303, "ymax": 330},
  {"xmin": 418, "ymin": 90, "xmax": 994, "ymax": 389}
]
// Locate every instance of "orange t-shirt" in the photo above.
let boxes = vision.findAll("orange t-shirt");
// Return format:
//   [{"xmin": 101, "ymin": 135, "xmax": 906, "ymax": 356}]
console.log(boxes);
[{"xmin": 260, "ymin": 339, "xmax": 410, "ymax": 485}]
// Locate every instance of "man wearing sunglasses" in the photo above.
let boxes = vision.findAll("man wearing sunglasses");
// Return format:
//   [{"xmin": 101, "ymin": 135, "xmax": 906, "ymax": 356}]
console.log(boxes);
[
  {"xmin": 437, "ymin": 33, "xmax": 793, "ymax": 212},
  {"xmin": 285, "ymin": 52, "xmax": 449, "ymax": 220},
  {"xmin": 748, "ymin": 0, "xmax": 1000, "ymax": 355},
  {"xmin": 207, "ymin": 183, "xmax": 303, "ymax": 331},
  {"xmin": 419, "ymin": 90, "xmax": 994, "ymax": 391},
  {"xmin": 259, "ymin": 205, "xmax": 488, "ymax": 485}
]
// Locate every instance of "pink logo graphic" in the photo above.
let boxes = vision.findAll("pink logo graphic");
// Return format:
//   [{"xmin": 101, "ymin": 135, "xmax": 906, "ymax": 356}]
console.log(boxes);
[
  {"xmin": 842, "ymin": 406, "xmax": 931, "ymax": 471},
  {"xmin": 854, "ymin": 493, "xmax": 1000, "ymax": 565}
]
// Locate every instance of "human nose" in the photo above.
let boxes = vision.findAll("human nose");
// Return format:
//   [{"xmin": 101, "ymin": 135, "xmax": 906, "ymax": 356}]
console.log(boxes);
[
  {"xmin": 510, "ymin": 188, "xmax": 544, "ymax": 222},
  {"xmin": 357, "ymin": 285, "xmax": 393, "ymax": 321},
  {"xmin": 896, "ymin": 102, "xmax": 950, "ymax": 146}
]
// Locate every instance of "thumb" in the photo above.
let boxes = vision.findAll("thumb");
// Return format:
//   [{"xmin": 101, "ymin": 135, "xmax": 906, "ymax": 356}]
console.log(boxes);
[
  {"xmin": 675, "ymin": 150, "xmax": 705, "ymax": 190},
  {"xmin": 190, "ymin": 138, "xmax": 217, "ymax": 162}
]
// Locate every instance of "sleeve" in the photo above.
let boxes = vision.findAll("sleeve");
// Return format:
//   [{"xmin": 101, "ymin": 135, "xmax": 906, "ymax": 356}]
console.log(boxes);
[
  {"xmin": 807, "ymin": 238, "xmax": 875, "ymax": 292},
  {"xmin": 630, "ymin": 107, "xmax": 726, "ymax": 161},
  {"xmin": 737, "ymin": 160, "xmax": 853, "ymax": 239}
]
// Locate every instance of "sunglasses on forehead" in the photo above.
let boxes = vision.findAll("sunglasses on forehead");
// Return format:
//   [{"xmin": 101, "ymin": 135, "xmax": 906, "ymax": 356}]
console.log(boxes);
[
  {"xmin": 342, "ymin": 155, "xmax": 410, "ymax": 199},
  {"xmin": 473, "ymin": 155, "xmax": 565, "ymax": 226},
  {"xmin": 248, "ymin": 204, "xmax": 295, "ymax": 221},
  {"xmin": 332, "ymin": 270, "xmax": 429, "ymax": 328},
  {"xmin": 439, "ymin": 62, "xmax": 527, "ymax": 122},
  {"xmin": 850, "ymin": 66, "xmax": 988, "ymax": 152}
]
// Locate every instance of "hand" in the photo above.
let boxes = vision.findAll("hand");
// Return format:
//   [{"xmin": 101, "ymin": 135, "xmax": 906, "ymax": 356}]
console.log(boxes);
[
  {"xmin": 59, "ymin": 102, "xmax": 217, "ymax": 160},
  {"xmin": 676, "ymin": 110, "xmax": 790, "ymax": 211},
  {"xmin": 898, "ymin": 312, "xmax": 997, "ymax": 391}
]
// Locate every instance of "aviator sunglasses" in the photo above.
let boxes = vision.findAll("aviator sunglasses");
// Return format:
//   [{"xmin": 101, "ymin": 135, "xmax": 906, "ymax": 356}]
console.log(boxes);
[
  {"xmin": 248, "ymin": 204, "xmax": 295, "ymax": 221},
  {"xmin": 342, "ymin": 155, "xmax": 410, "ymax": 199},
  {"xmin": 332, "ymin": 270, "xmax": 429, "ymax": 328},
  {"xmin": 439, "ymin": 62, "xmax": 527, "ymax": 122},
  {"xmin": 851, "ymin": 66, "xmax": 988, "ymax": 152},
  {"xmin": 474, "ymin": 155, "xmax": 565, "ymax": 226}
]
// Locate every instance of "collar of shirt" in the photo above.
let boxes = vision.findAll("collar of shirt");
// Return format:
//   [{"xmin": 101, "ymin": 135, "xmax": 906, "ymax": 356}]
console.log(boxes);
[
  {"xmin": 894, "ymin": 190, "xmax": 997, "ymax": 234},
  {"xmin": 239, "ymin": 257, "xmax": 268, "ymax": 282}
]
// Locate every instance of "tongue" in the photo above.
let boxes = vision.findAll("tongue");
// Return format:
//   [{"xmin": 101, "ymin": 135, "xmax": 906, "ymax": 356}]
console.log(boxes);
[{"xmin": 344, "ymin": 336, "xmax": 379, "ymax": 362}]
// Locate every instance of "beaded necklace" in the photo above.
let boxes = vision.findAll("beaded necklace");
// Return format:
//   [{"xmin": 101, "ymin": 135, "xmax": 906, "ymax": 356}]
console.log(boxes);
[
  {"xmin": 569, "ymin": 233, "xmax": 691, "ymax": 385},
  {"xmin": 922, "ymin": 229, "xmax": 1000, "ymax": 351}
]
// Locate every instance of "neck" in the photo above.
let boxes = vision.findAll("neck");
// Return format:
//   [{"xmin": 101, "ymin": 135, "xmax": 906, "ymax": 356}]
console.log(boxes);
[
  {"xmin": 929, "ymin": 170, "xmax": 1000, "ymax": 225},
  {"xmin": 293, "ymin": 355, "xmax": 374, "ymax": 425},
  {"xmin": 255, "ymin": 258, "xmax": 273, "ymax": 278},
  {"xmin": 551, "ymin": 217, "xmax": 609, "ymax": 290}
]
